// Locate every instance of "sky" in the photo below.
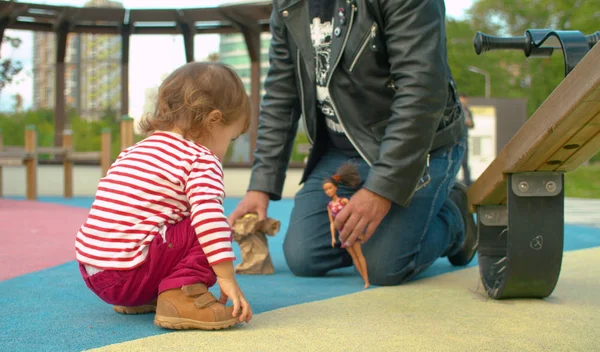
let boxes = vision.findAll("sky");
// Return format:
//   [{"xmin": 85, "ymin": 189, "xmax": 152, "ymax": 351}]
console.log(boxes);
[{"xmin": 0, "ymin": 0, "xmax": 475, "ymax": 115}]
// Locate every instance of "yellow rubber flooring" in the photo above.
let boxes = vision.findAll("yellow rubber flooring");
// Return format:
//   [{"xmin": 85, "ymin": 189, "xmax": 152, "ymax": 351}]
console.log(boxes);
[{"xmin": 87, "ymin": 247, "xmax": 600, "ymax": 352}]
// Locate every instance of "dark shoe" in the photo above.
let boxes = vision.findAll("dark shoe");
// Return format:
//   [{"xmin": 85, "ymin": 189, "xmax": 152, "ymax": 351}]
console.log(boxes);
[{"xmin": 447, "ymin": 182, "xmax": 478, "ymax": 266}]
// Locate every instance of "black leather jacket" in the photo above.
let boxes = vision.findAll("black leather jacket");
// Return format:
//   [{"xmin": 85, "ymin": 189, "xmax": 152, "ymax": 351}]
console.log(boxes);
[{"xmin": 248, "ymin": 0, "xmax": 465, "ymax": 207}]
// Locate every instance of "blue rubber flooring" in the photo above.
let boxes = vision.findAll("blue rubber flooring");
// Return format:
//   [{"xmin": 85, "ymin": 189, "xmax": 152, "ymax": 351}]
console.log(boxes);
[{"xmin": 1, "ymin": 196, "xmax": 599, "ymax": 352}]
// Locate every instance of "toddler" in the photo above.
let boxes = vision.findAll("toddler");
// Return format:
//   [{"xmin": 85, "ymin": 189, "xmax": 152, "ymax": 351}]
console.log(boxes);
[{"xmin": 75, "ymin": 61, "xmax": 252, "ymax": 330}]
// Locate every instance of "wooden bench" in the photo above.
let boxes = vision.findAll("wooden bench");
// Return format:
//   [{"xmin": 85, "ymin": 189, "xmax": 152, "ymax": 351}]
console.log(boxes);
[
  {"xmin": 0, "ymin": 125, "xmax": 112, "ymax": 200},
  {"xmin": 468, "ymin": 29, "xmax": 600, "ymax": 299}
]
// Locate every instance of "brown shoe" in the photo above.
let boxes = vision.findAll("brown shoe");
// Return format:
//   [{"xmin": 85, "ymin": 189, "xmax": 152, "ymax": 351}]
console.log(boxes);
[
  {"xmin": 113, "ymin": 300, "xmax": 157, "ymax": 315},
  {"xmin": 154, "ymin": 283, "xmax": 238, "ymax": 330}
]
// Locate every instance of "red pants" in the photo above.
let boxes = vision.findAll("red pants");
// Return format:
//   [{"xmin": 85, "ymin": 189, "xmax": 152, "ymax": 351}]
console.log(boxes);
[{"xmin": 79, "ymin": 218, "xmax": 217, "ymax": 307}]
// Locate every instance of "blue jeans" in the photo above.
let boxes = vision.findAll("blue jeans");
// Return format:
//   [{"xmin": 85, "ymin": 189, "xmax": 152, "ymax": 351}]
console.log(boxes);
[{"xmin": 283, "ymin": 139, "xmax": 466, "ymax": 286}]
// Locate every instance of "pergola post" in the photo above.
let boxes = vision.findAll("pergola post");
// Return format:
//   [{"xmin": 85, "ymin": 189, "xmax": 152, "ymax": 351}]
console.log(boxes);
[
  {"xmin": 178, "ymin": 21, "xmax": 195, "ymax": 63},
  {"xmin": 120, "ymin": 24, "xmax": 131, "ymax": 118},
  {"xmin": 0, "ymin": 16, "xmax": 8, "ymax": 50},
  {"xmin": 0, "ymin": 1, "xmax": 273, "ymax": 167},
  {"xmin": 54, "ymin": 20, "xmax": 69, "ymax": 148},
  {"xmin": 220, "ymin": 8, "xmax": 262, "ymax": 163},
  {"xmin": 245, "ymin": 29, "xmax": 261, "ymax": 163},
  {"xmin": 182, "ymin": 23, "xmax": 195, "ymax": 63}
]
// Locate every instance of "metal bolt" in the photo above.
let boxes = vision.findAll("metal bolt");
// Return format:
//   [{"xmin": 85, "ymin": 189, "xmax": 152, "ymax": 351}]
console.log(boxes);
[
  {"xmin": 518, "ymin": 181, "xmax": 529, "ymax": 192},
  {"xmin": 282, "ymin": 10, "xmax": 289, "ymax": 17},
  {"xmin": 546, "ymin": 181, "xmax": 557, "ymax": 193}
]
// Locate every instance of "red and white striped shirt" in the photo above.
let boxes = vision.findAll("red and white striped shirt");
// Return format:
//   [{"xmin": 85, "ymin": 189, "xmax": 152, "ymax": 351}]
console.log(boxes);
[{"xmin": 75, "ymin": 131, "xmax": 235, "ymax": 270}]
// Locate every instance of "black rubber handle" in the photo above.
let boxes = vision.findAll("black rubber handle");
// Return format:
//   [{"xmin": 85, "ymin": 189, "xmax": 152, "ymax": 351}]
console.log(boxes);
[
  {"xmin": 473, "ymin": 32, "xmax": 530, "ymax": 55},
  {"xmin": 474, "ymin": 31, "xmax": 600, "ymax": 55},
  {"xmin": 588, "ymin": 31, "xmax": 600, "ymax": 48}
]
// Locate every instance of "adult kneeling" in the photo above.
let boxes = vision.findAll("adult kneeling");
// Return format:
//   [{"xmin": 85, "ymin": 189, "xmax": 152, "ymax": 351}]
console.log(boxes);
[{"xmin": 228, "ymin": 0, "xmax": 477, "ymax": 286}]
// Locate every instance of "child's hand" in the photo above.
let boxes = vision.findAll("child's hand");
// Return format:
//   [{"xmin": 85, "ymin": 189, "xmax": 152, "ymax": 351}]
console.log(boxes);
[
  {"xmin": 212, "ymin": 261, "xmax": 252, "ymax": 323},
  {"xmin": 217, "ymin": 277, "xmax": 252, "ymax": 323}
]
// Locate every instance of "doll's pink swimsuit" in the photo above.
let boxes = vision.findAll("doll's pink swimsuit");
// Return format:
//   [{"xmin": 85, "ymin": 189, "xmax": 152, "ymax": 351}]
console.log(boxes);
[
  {"xmin": 328, "ymin": 199, "xmax": 346, "ymax": 247},
  {"xmin": 328, "ymin": 199, "xmax": 345, "ymax": 219}
]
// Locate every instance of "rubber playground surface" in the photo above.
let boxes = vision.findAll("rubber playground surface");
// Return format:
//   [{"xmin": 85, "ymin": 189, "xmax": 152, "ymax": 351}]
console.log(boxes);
[{"xmin": 1, "ymin": 197, "xmax": 599, "ymax": 351}]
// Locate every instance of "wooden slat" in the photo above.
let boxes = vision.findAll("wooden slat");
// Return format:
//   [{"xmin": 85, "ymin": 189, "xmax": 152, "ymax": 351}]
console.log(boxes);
[
  {"xmin": 556, "ymin": 128, "xmax": 600, "ymax": 171},
  {"xmin": 0, "ymin": 158, "xmax": 24, "ymax": 166},
  {"xmin": 67, "ymin": 151, "xmax": 101, "ymax": 161},
  {"xmin": 0, "ymin": 151, "xmax": 28, "ymax": 159},
  {"xmin": 128, "ymin": 9, "xmax": 178, "ymax": 23},
  {"xmin": 468, "ymin": 43, "xmax": 600, "ymax": 209},
  {"xmin": 519, "ymin": 100, "xmax": 600, "ymax": 171},
  {"xmin": 37, "ymin": 147, "xmax": 68, "ymax": 155},
  {"xmin": 585, "ymin": 85, "xmax": 600, "ymax": 102},
  {"xmin": 2, "ymin": 1, "xmax": 271, "ymax": 35},
  {"xmin": 537, "ymin": 110, "xmax": 600, "ymax": 171},
  {"xmin": 3, "ymin": 146, "xmax": 25, "ymax": 152},
  {"xmin": 177, "ymin": 8, "xmax": 222, "ymax": 23},
  {"xmin": 74, "ymin": 7, "xmax": 125, "ymax": 23}
]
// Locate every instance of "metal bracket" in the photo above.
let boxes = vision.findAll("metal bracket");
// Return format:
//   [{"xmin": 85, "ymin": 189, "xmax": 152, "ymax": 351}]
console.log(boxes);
[
  {"xmin": 476, "ymin": 172, "xmax": 565, "ymax": 300},
  {"xmin": 511, "ymin": 172, "xmax": 563, "ymax": 197},
  {"xmin": 526, "ymin": 29, "xmax": 592, "ymax": 76},
  {"xmin": 478, "ymin": 205, "xmax": 508, "ymax": 227}
]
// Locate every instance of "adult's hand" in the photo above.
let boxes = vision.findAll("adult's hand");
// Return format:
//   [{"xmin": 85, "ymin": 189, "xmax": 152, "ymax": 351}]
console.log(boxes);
[
  {"xmin": 227, "ymin": 190, "xmax": 270, "ymax": 225},
  {"xmin": 334, "ymin": 188, "xmax": 392, "ymax": 247}
]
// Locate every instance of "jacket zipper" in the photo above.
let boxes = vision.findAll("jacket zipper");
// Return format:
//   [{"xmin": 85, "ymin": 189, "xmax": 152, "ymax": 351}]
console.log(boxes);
[
  {"xmin": 349, "ymin": 22, "xmax": 377, "ymax": 72},
  {"xmin": 297, "ymin": 49, "xmax": 313, "ymax": 145},
  {"xmin": 325, "ymin": 4, "xmax": 373, "ymax": 166}
]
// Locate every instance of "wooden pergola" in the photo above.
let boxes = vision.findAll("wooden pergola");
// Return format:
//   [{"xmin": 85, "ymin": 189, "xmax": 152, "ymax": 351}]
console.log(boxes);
[{"xmin": 0, "ymin": 0, "xmax": 272, "ymax": 162}]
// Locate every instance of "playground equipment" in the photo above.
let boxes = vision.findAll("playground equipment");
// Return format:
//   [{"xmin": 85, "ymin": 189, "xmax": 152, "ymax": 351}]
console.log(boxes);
[
  {"xmin": 469, "ymin": 29, "xmax": 600, "ymax": 300},
  {"xmin": 0, "ymin": 116, "xmax": 135, "ymax": 200}
]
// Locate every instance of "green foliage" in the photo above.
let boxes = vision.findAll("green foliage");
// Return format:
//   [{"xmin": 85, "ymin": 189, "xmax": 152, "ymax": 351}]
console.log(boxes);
[
  {"xmin": 448, "ymin": 0, "xmax": 598, "ymax": 117},
  {"xmin": 291, "ymin": 131, "xmax": 309, "ymax": 163},
  {"xmin": 2, "ymin": 0, "xmax": 598, "ymax": 166},
  {"xmin": 447, "ymin": 0, "xmax": 600, "ymax": 162},
  {"xmin": 564, "ymin": 163, "xmax": 600, "ymax": 198},
  {"xmin": 0, "ymin": 108, "xmax": 140, "ymax": 161},
  {"xmin": 0, "ymin": 109, "xmax": 54, "ymax": 147}
]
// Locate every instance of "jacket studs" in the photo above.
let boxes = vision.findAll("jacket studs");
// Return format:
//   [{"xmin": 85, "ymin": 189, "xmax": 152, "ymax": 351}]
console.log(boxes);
[
  {"xmin": 282, "ymin": 10, "xmax": 289, "ymax": 17},
  {"xmin": 338, "ymin": 7, "xmax": 346, "ymax": 25}
]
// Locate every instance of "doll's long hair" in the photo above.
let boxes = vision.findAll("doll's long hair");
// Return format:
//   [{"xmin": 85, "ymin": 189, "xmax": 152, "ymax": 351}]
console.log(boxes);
[{"xmin": 324, "ymin": 162, "xmax": 361, "ymax": 189}]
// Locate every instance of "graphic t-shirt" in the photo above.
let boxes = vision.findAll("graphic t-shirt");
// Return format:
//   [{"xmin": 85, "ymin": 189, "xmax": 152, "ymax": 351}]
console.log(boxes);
[{"xmin": 309, "ymin": 0, "xmax": 359, "ymax": 156}]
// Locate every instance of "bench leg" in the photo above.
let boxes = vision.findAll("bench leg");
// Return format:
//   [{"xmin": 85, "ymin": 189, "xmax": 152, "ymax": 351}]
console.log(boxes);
[{"xmin": 477, "ymin": 172, "xmax": 565, "ymax": 299}]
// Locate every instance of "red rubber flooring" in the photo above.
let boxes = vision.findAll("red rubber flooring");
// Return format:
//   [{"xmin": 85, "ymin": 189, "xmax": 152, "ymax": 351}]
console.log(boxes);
[{"xmin": 0, "ymin": 199, "xmax": 89, "ymax": 281}]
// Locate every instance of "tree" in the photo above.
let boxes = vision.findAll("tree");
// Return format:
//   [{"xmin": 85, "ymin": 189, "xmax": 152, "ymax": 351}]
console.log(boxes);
[
  {"xmin": 446, "ymin": 18, "xmax": 531, "ymax": 104},
  {"xmin": 466, "ymin": 0, "xmax": 599, "ymax": 116},
  {"xmin": 207, "ymin": 52, "xmax": 220, "ymax": 62},
  {"xmin": 0, "ymin": 35, "xmax": 23, "ymax": 93}
]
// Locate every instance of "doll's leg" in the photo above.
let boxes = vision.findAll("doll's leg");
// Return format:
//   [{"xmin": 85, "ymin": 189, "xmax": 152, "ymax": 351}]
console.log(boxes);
[
  {"xmin": 350, "ymin": 243, "xmax": 370, "ymax": 288},
  {"xmin": 344, "ymin": 246, "xmax": 361, "ymax": 275},
  {"xmin": 345, "ymin": 245, "xmax": 369, "ymax": 288}
]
